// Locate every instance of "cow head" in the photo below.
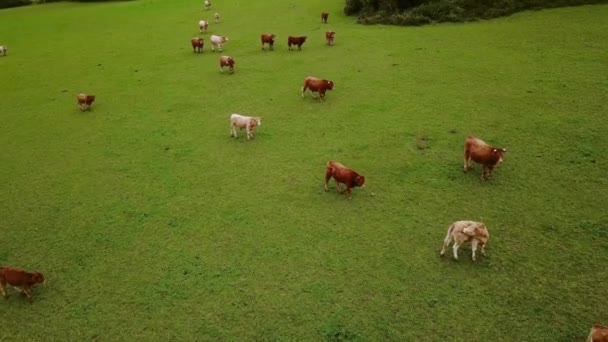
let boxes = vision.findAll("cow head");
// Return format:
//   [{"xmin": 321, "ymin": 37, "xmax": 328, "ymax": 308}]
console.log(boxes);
[
  {"xmin": 87, "ymin": 95, "xmax": 96, "ymax": 104},
  {"xmin": 254, "ymin": 117, "xmax": 261, "ymax": 126},
  {"xmin": 355, "ymin": 175, "xmax": 365, "ymax": 188},
  {"xmin": 223, "ymin": 36, "xmax": 229, "ymax": 42},
  {"xmin": 492, "ymin": 148, "xmax": 506, "ymax": 165},
  {"xmin": 32, "ymin": 272, "xmax": 45, "ymax": 284},
  {"xmin": 326, "ymin": 80, "xmax": 334, "ymax": 90}
]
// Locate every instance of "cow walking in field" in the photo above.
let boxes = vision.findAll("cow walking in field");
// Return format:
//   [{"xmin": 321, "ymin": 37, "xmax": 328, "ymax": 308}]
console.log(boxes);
[
  {"xmin": 210, "ymin": 35, "xmax": 228, "ymax": 52},
  {"xmin": 0, "ymin": 45, "xmax": 7, "ymax": 56},
  {"xmin": 324, "ymin": 161, "xmax": 365, "ymax": 200},
  {"xmin": 261, "ymin": 34, "xmax": 276, "ymax": 50},
  {"xmin": 440, "ymin": 221, "xmax": 490, "ymax": 261},
  {"xmin": 77, "ymin": 93, "xmax": 95, "ymax": 111},
  {"xmin": 326, "ymin": 31, "xmax": 335, "ymax": 46},
  {"xmin": 287, "ymin": 36, "xmax": 307, "ymax": 50},
  {"xmin": 463, "ymin": 136, "xmax": 507, "ymax": 180},
  {"xmin": 198, "ymin": 20, "xmax": 209, "ymax": 33},
  {"xmin": 0, "ymin": 266, "xmax": 45, "ymax": 303},
  {"xmin": 302, "ymin": 76, "xmax": 334, "ymax": 100},
  {"xmin": 214, "ymin": 12, "xmax": 220, "ymax": 23},
  {"xmin": 204, "ymin": 0, "xmax": 211, "ymax": 10},
  {"xmin": 191, "ymin": 37, "xmax": 204, "ymax": 53},
  {"xmin": 230, "ymin": 114, "xmax": 261, "ymax": 140},
  {"xmin": 321, "ymin": 12, "xmax": 329, "ymax": 23},
  {"xmin": 219, "ymin": 56, "xmax": 235, "ymax": 74}
]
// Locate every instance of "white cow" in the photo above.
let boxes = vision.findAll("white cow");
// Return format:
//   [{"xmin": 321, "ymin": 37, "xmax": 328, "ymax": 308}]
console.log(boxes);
[
  {"xmin": 0, "ymin": 46, "xmax": 7, "ymax": 56},
  {"xmin": 230, "ymin": 114, "xmax": 261, "ymax": 141},
  {"xmin": 204, "ymin": 0, "xmax": 211, "ymax": 10},
  {"xmin": 440, "ymin": 221, "xmax": 490, "ymax": 261},
  {"xmin": 214, "ymin": 12, "xmax": 220, "ymax": 23},
  {"xmin": 210, "ymin": 35, "xmax": 228, "ymax": 52},
  {"xmin": 198, "ymin": 20, "xmax": 209, "ymax": 33}
]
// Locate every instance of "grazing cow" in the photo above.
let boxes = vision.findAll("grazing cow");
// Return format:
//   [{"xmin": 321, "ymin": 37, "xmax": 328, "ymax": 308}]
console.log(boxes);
[
  {"xmin": 0, "ymin": 266, "xmax": 45, "ymax": 303},
  {"xmin": 214, "ymin": 12, "xmax": 220, "ymax": 23},
  {"xmin": 287, "ymin": 36, "xmax": 307, "ymax": 50},
  {"xmin": 198, "ymin": 20, "xmax": 209, "ymax": 33},
  {"xmin": 210, "ymin": 35, "xmax": 228, "ymax": 52},
  {"xmin": 77, "ymin": 93, "xmax": 95, "ymax": 112},
  {"xmin": 261, "ymin": 34, "xmax": 276, "ymax": 50},
  {"xmin": 321, "ymin": 12, "xmax": 329, "ymax": 23},
  {"xmin": 191, "ymin": 37, "xmax": 204, "ymax": 53},
  {"xmin": 230, "ymin": 114, "xmax": 261, "ymax": 140},
  {"xmin": 324, "ymin": 161, "xmax": 365, "ymax": 200},
  {"xmin": 219, "ymin": 56, "xmax": 235, "ymax": 74},
  {"xmin": 325, "ymin": 31, "xmax": 335, "ymax": 46},
  {"xmin": 204, "ymin": 0, "xmax": 211, "ymax": 10},
  {"xmin": 463, "ymin": 136, "xmax": 507, "ymax": 180},
  {"xmin": 588, "ymin": 324, "xmax": 608, "ymax": 342},
  {"xmin": 440, "ymin": 221, "xmax": 489, "ymax": 261},
  {"xmin": 301, "ymin": 76, "xmax": 334, "ymax": 100},
  {"xmin": 0, "ymin": 45, "xmax": 7, "ymax": 56}
]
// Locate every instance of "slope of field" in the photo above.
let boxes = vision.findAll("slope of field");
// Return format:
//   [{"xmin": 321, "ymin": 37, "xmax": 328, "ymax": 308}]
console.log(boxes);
[{"xmin": 1, "ymin": 1, "xmax": 607, "ymax": 340}]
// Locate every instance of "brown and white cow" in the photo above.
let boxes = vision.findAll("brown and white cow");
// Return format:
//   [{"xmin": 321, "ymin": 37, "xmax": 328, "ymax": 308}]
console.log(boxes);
[
  {"xmin": 261, "ymin": 34, "xmax": 276, "ymax": 51},
  {"xmin": 198, "ymin": 20, "xmax": 209, "ymax": 33},
  {"xmin": 230, "ymin": 114, "xmax": 261, "ymax": 140},
  {"xmin": 219, "ymin": 56, "xmax": 235, "ymax": 74},
  {"xmin": 324, "ymin": 161, "xmax": 365, "ymax": 200},
  {"xmin": 210, "ymin": 35, "xmax": 228, "ymax": 52},
  {"xmin": 77, "ymin": 93, "xmax": 95, "ymax": 112},
  {"xmin": 301, "ymin": 76, "xmax": 334, "ymax": 100},
  {"xmin": 463, "ymin": 136, "xmax": 506, "ymax": 180},
  {"xmin": 321, "ymin": 12, "xmax": 329, "ymax": 23},
  {"xmin": 214, "ymin": 12, "xmax": 220, "ymax": 23},
  {"xmin": 326, "ymin": 31, "xmax": 335, "ymax": 46},
  {"xmin": 0, "ymin": 45, "xmax": 7, "ymax": 56},
  {"xmin": 288, "ymin": 36, "xmax": 307, "ymax": 50},
  {"xmin": 588, "ymin": 324, "xmax": 608, "ymax": 342},
  {"xmin": 204, "ymin": 0, "xmax": 211, "ymax": 10},
  {"xmin": 0, "ymin": 266, "xmax": 45, "ymax": 303},
  {"xmin": 440, "ymin": 221, "xmax": 489, "ymax": 261},
  {"xmin": 191, "ymin": 37, "xmax": 204, "ymax": 53}
]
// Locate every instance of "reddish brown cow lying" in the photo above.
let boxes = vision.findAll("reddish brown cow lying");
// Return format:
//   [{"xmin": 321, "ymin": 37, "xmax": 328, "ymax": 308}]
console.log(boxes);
[
  {"xmin": 588, "ymin": 324, "xmax": 608, "ymax": 342},
  {"xmin": 77, "ymin": 93, "xmax": 95, "ymax": 112},
  {"xmin": 326, "ymin": 31, "xmax": 335, "ymax": 46},
  {"xmin": 0, "ymin": 266, "xmax": 45, "ymax": 303},
  {"xmin": 288, "ymin": 36, "xmax": 307, "ymax": 50},
  {"xmin": 261, "ymin": 34, "xmax": 276, "ymax": 50},
  {"xmin": 219, "ymin": 56, "xmax": 235, "ymax": 74},
  {"xmin": 324, "ymin": 161, "xmax": 365, "ymax": 200},
  {"xmin": 191, "ymin": 37, "xmax": 204, "ymax": 53},
  {"xmin": 463, "ymin": 136, "xmax": 506, "ymax": 180},
  {"xmin": 440, "ymin": 221, "xmax": 490, "ymax": 261},
  {"xmin": 321, "ymin": 12, "xmax": 329, "ymax": 23},
  {"xmin": 302, "ymin": 76, "xmax": 334, "ymax": 100}
]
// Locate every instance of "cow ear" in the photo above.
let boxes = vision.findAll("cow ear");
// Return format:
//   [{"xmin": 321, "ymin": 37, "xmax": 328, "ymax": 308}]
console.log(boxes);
[{"xmin": 502, "ymin": 148, "xmax": 507, "ymax": 152}]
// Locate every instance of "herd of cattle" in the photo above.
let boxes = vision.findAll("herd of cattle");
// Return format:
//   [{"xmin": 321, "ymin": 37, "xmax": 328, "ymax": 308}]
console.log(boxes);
[{"xmin": 1, "ymin": 2, "xmax": 606, "ymax": 339}]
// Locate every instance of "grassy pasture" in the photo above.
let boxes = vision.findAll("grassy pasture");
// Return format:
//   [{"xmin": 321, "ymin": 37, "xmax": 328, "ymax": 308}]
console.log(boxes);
[{"xmin": 1, "ymin": 0, "xmax": 607, "ymax": 340}]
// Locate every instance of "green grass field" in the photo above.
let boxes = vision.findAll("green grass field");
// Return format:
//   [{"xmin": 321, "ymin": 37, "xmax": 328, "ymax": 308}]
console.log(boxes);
[{"xmin": 1, "ymin": 0, "xmax": 607, "ymax": 340}]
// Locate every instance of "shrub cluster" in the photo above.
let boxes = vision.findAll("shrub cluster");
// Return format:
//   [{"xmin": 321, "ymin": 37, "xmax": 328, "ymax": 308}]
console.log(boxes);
[{"xmin": 345, "ymin": 0, "xmax": 608, "ymax": 25}]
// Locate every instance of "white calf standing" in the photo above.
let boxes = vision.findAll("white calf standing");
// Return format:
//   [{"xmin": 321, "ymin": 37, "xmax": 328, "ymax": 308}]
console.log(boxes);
[
  {"xmin": 210, "ymin": 35, "xmax": 228, "ymax": 52},
  {"xmin": 0, "ymin": 46, "xmax": 7, "ymax": 56},
  {"xmin": 214, "ymin": 12, "xmax": 220, "ymax": 23},
  {"xmin": 204, "ymin": 0, "xmax": 211, "ymax": 10},
  {"xmin": 230, "ymin": 114, "xmax": 261, "ymax": 140},
  {"xmin": 440, "ymin": 221, "xmax": 490, "ymax": 261},
  {"xmin": 198, "ymin": 20, "xmax": 209, "ymax": 33}
]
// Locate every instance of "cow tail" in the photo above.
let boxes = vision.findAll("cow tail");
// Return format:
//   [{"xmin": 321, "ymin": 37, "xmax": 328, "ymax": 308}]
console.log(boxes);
[{"xmin": 444, "ymin": 224, "xmax": 455, "ymax": 245}]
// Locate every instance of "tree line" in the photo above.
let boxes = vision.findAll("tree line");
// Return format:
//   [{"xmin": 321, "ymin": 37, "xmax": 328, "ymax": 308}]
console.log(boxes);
[{"xmin": 344, "ymin": 0, "xmax": 608, "ymax": 25}]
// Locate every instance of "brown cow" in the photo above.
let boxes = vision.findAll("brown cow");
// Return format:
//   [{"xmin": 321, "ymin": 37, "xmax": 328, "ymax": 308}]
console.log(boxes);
[
  {"xmin": 588, "ymin": 324, "xmax": 608, "ymax": 342},
  {"xmin": 463, "ymin": 136, "xmax": 506, "ymax": 180},
  {"xmin": 324, "ymin": 161, "xmax": 365, "ymax": 200},
  {"xmin": 0, "ymin": 266, "xmax": 45, "ymax": 303},
  {"xmin": 440, "ymin": 221, "xmax": 489, "ymax": 261},
  {"xmin": 321, "ymin": 12, "xmax": 329, "ymax": 23},
  {"xmin": 219, "ymin": 56, "xmax": 235, "ymax": 74},
  {"xmin": 326, "ymin": 31, "xmax": 335, "ymax": 46},
  {"xmin": 77, "ymin": 93, "xmax": 95, "ymax": 112},
  {"xmin": 288, "ymin": 36, "xmax": 307, "ymax": 51},
  {"xmin": 301, "ymin": 76, "xmax": 334, "ymax": 100},
  {"xmin": 191, "ymin": 37, "xmax": 204, "ymax": 53},
  {"xmin": 261, "ymin": 34, "xmax": 276, "ymax": 51}
]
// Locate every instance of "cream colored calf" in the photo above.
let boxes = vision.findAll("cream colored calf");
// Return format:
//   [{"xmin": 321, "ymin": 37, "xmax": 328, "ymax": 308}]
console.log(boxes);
[
  {"xmin": 440, "ymin": 221, "xmax": 489, "ymax": 261},
  {"xmin": 230, "ymin": 114, "xmax": 261, "ymax": 141}
]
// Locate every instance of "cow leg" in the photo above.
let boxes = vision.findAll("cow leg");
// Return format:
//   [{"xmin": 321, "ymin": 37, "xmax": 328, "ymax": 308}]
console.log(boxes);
[
  {"xmin": 0, "ymin": 281, "xmax": 6, "ymax": 299},
  {"xmin": 324, "ymin": 168, "xmax": 333, "ymax": 191},
  {"xmin": 463, "ymin": 149, "xmax": 470, "ymax": 172},
  {"xmin": 220, "ymin": 66, "xmax": 224, "ymax": 73},
  {"xmin": 480, "ymin": 242, "xmax": 487, "ymax": 256},
  {"xmin": 471, "ymin": 240, "xmax": 478, "ymax": 261},
  {"xmin": 481, "ymin": 166, "xmax": 488, "ymax": 180},
  {"xmin": 246, "ymin": 126, "xmax": 251, "ymax": 140},
  {"xmin": 345, "ymin": 185, "xmax": 352, "ymax": 200},
  {"xmin": 440, "ymin": 234, "xmax": 453, "ymax": 257},
  {"xmin": 23, "ymin": 286, "xmax": 33, "ymax": 303},
  {"xmin": 335, "ymin": 181, "xmax": 342, "ymax": 193},
  {"xmin": 452, "ymin": 242, "xmax": 461, "ymax": 260},
  {"xmin": 301, "ymin": 85, "xmax": 307, "ymax": 98}
]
